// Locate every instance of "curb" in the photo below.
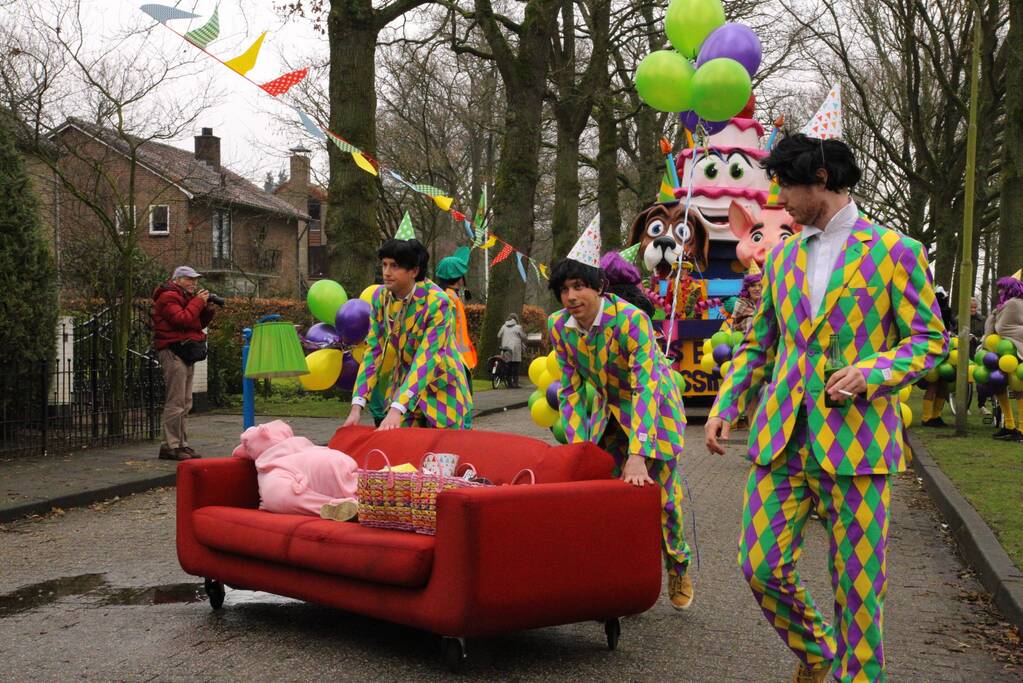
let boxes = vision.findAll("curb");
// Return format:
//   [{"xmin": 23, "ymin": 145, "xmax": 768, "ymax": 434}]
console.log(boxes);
[
  {"xmin": 907, "ymin": 431, "xmax": 1023, "ymax": 631},
  {"xmin": 474, "ymin": 401, "xmax": 528, "ymax": 419},
  {"xmin": 0, "ymin": 472, "xmax": 177, "ymax": 524}
]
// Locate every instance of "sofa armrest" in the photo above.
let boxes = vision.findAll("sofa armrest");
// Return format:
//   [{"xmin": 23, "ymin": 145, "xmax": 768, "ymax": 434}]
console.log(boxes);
[
  {"xmin": 429, "ymin": 480, "xmax": 663, "ymax": 635},
  {"xmin": 177, "ymin": 457, "xmax": 259, "ymax": 512}
]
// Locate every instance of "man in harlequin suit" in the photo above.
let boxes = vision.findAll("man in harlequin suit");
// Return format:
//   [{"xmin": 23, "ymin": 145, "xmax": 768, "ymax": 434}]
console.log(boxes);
[
  {"xmin": 705, "ymin": 134, "xmax": 948, "ymax": 683},
  {"xmin": 548, "ymin": 218, "xmax": 694, "ymax": 610},
  {"xmin": 344, "ymin": 212, "xmax": 472, "ymax": 431}
]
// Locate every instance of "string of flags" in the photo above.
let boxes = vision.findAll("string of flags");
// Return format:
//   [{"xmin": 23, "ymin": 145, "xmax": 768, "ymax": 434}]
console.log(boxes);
[{"xmin": 138, "ymin": 2, "xmax": 554, "ymax": 284}]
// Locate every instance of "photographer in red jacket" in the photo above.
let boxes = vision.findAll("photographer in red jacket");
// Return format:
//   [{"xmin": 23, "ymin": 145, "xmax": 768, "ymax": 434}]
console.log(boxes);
[{"xmin": 153, "ymin": 266, "xmax": 217, "ymax": 460}]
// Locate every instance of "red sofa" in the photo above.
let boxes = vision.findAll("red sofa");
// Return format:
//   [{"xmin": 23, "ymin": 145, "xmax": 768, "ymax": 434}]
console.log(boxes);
[{"xmin": 176, "ymin": 425, "xmax": 663, "ymax": 669}]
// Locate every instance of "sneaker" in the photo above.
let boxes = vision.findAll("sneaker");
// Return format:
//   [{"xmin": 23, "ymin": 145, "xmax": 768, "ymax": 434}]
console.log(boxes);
[
  {"xmin": 993, "ymin": 428, "xmax": 1016, "ymax": 440},
  {"xmin": 981, "ymin": 406, "xmax": 993, "ymax": 416},
  {"xmin": 320, "ymin": 500, "xmax": 359, "ymax": 522},
  {"xmin": 923, "ymin": 418, "xmax": 948, "ymax": 427},
  {"xmin": 667, "ymin": 572, "xmax": 694, "ymax": 610},
  {"xmin": 791, "ymin": 661, "xmax": 831, "ymax": 683},
  {"xmin": 180, "ymin": 446, "xmax": 201, "ymax": 459},
  {"xmin": 158, "ymin": 446, "xmax": 191, "ymax": 461},
  {"xmin": 1008, "ymin": 430, "xmax": 1023, "ymax": 443}
]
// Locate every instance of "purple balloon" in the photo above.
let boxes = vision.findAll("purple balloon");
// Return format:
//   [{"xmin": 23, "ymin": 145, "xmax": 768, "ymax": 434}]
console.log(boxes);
[
  {"xmin": 546, "ymin": 381, "xmax": 561, "ymax": 410},
  {"xmin": 984, "ymin": 351, "xmax": 1001, "ymax": 370},
  {"xmin": 335, "ymin": 299, "xmax": 371, "ymax": 345},
  {"xmin": 304, "ymin": 322, "xmax": 340, "ymax": 347},
  {"xmin": 989, "ymin": 369, "xmax": 1008, "ymax": 388},
  {"xmin": 696, "ymin": 23, "xmax": 763, "ymax": 77},
  {"xmin": 712, "ymin": 343, "xmax": 732, "ymax": 365},
  {"xmin": 678, "ymin": 110, "xmax": 729, "ymax": 135},
  {"xmin": 335, "ymin": 352, "xmax": 360, "ymax": 392}
]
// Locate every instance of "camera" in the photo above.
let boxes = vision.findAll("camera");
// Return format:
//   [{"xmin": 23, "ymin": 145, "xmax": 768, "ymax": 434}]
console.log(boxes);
[{"xmin": 207, "ymin": 293, "xmax": 226, "ymax": 307}]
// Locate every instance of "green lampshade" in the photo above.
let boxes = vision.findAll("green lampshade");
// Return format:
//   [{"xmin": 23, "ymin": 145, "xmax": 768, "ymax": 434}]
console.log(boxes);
[{"xmin": 245, "ymin": 321, "xmax": 309, "ymax": 379}]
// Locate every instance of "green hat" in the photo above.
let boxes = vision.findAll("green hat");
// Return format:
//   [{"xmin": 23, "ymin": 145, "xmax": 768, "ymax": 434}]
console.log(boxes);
[
  {"xmin": 618, "ymin": 243, "xmax": 640, "ymax": 265},
  {"xmin": 436, "ymin": 247, "xmax": 471, "ymax": 280},
  {"xmin": 394, "ymin": 211, "xmax": 416, "ymax": 240}
]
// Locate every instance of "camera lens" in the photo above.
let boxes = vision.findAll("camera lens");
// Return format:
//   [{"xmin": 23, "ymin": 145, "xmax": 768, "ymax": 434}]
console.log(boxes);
[{"xmin": 208, "ymin": 293, "xmax": 226, "ymax": 306}]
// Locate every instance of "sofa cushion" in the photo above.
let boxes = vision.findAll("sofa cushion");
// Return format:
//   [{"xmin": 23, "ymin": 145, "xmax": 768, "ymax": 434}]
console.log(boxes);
[
  {"xmin": 328, "ymin": 427, "xmax": 614, "ymax": 484},
  {"xmin": 193, "ymin": 506, "xmax": 435, "ymax": 588}
]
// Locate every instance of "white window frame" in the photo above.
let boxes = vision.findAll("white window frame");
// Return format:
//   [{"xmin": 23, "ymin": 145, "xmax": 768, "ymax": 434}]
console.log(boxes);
[
  {"xmin": 148, "ymin": 204, "xmax": 170, "ymax": 235},
  {"xmin": 115, "ymin": 205, "xmax": 136, "ymax": 234},
  {"xmin": 212, "ymin": 209, "xmax": 232, "ymax": 262}
]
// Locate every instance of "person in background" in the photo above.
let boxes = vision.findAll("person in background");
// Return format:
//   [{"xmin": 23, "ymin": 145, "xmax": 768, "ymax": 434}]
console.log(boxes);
[
  {"xmin": 600, "ymin": 251, "xmax": 655, "ymax": 318},
  {"xmin": 731, "ymin": 269, "xmax": 764, "ymax": 335},
  {"xmin": 984, "ymin": 276, "xmax": 1023, "ymax": 442},
  {"xmin": 922, "ymin": 286, "xmax": 956, "ymax": 427},
  {"xmin": 969, "ymin": 297, "xmax": 991, "ymax": 416},
  {"xmin": 497, "ymin": 313, "xmax": 525, "ymax": 388},
  {"xmin": 152, "ymin": 266, "xmax": 216, "ymax": 460},
  {"xmin": 435, "ymin": 247, "xmax": 478, "ymax": 406}
]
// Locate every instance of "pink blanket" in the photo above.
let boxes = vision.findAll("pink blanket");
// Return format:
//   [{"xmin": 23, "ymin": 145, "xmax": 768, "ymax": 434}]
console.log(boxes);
[{"xmin": 231, "ymin": 420, "xmax": 358, "ymax": 516}]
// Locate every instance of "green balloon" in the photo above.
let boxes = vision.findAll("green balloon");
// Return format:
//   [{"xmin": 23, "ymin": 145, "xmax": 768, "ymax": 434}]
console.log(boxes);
[
  {"xmin": 551, "ymin": 418, "xmax": 568, "ymax": 444},
  {"xmin": 307, "ymin": 279, "xmax": 348, "ymax": 325},
  {"xmin": 711, "ymin": 331, "xmax": 730, "ymax": 348},
  {"xmin": 634, "ymin": 50, "xmax": 696, "ymax": 113},
  {"xmin": 528, "ymin": 390, "xmax": 543, "ymax": 409},
  {"xmin": 1017, "ymin": 364, "xmax": 1023, "ymax": 381},
  {"xmin": 973, "ymin": 365, "xmax": 990, "ymax": 384},
  {"xmin": 975, "ymin": 349, "xmax": 988, "ymax": 365},
  {"xmin": 730, "ymin": 331, "xmax": 744, "ymax": 346},
  {"xmin": 937, "ymin": 363, "xmax": 956, "ymax": 381},
  {"xmin": 691, "ymin": 58, "xmax": 752, "ymax": 122},
  {"xmin": 672, "ymin": 370, "xmax": 687, "ymax": 393},
  {"xmin": 664, "ymin": 0, "xmax": 726, "ymax": 59},
  {"xmin": 997, "ymin": 339, "xmax": 1017, "ymax": 357}
]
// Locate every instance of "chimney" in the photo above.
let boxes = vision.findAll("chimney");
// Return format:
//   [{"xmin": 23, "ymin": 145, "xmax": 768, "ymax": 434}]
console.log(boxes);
[
  {"xmin": 289, "ymin": 145, "xmax": 311, "ymax": 191},
  {"xmin": 194, "ymin": 127, "xmax": 220, "ymax": 169}
]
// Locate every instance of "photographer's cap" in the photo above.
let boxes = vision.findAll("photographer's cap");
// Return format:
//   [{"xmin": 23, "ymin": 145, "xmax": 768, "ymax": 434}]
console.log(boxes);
[{"xmin": 172, "ymin": 266, "xmax": 202, "ymax": 279}]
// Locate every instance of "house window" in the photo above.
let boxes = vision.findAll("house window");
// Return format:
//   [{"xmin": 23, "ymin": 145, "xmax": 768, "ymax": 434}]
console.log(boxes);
[
  {"xmin": 308, "ymin": 199, "xmax": 322, "ymax": 246},
  {"xmin": 149, "ymin": 205, "xmax": 169, "ymax": 235},
  {"xmin": 115, "ymin": 205, "xmax": 136, "ymax": 233},
  {"xmin": 212, "ymin": 209, "xmax": 232, "ymax": 266}
]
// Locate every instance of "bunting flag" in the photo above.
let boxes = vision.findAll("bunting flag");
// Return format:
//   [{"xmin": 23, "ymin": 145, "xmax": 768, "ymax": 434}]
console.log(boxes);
[
  {"xmin": 482, "ymin": 236, "xmax": 497, "ymax": 249},
  {"xmin": 801, "ymin": 84, "xmax": 842, "ymax": 139},
  {"xmin": 515, "ymin": 251, "xmax": 528, "ymax": 282},
  {"xmin": 327, "ymin": 133, "xmax": 357, "ymax": 153},
  {"xmin": 530, "ymin": 260, "xmax": 541, "ymax": 283},
  {"xmin": 223, "ymin": 32, "xmax": 266, "ymax": 76},
  {"xmin": 539, "ymin": 263, "xmax": 549, "ymax": 280},
  {"xmin": 351, "ymin": 151, "xmax": 378, "ymax": 176},
  {"xmin": 461, "ymin": 218, "xmax": 474, "ymax": 240},
  {"xmin": 491, "ymin": 243, "xmax": 514, "ymax": 266},
  {"xmin": 296, "ymin": 108, "xmax": 325, "ymax": 140},
  {"xmin": 411, "ymin": 183, "xmax": 446, "ymax": 196},
  {"xmin": 433, "ymin": 195, "xmax": 453, "ymax": 212},
  {"xmin": 140, "ymin": 3, "xmax": 200, "ymax": 23},
  {"xmin": 260, "ymin": 68, "xmax": 307, "ymax": 97},
  {"xmin": 184, "ymin": 5, "xmax": 219, "ymax": 47}
]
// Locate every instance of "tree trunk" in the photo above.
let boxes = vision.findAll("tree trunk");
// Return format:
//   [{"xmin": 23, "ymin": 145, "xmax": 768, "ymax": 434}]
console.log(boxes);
[
  {"xmin": 999, "ymin": 0, "xmax": 1023, "ymax": 276},
  {"xmin": 633, "ymin": 107, "xmax": 661, "ymax": 214},
  {"xmin": 550, "ymin": 120, "xmax": 582, "ymax": 263},
  {"xmin": 326, "ymin": 0, "xmax": 380, "ymax": 293},
  {"xmin": 595, "ymin": 97, "xmax": 621, "ymax": 250}
]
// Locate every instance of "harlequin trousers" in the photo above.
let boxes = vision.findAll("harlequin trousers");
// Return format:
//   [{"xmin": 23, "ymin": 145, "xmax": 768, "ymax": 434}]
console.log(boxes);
[{"xmin": 737, "ymin": 413, "xmax": 891, "ymax": 682}]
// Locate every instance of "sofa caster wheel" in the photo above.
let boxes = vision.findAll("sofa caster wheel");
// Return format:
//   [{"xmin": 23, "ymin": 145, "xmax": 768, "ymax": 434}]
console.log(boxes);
[
  {"xmin": 441, "ymin": 637, "xmax": 466, "ymax": 672},
  {"xmin": 204, "ymin": 578, "xmax": 225, "ymax": 610},
  {"xmin": 604, "ymin": 618, "xmax": 621, "ymax": 651}
]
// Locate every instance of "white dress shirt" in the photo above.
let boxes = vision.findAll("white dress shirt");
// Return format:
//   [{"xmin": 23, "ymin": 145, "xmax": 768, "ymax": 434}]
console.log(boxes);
[{"xmin": 800, "ymin": 199, "xmax": 859, "ymax": 317}]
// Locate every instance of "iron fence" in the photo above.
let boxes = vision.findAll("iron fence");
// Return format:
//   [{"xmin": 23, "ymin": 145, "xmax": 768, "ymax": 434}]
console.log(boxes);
[{"xmin": 0, "ymin": 303, "xmax": 164, "ymax": 458}]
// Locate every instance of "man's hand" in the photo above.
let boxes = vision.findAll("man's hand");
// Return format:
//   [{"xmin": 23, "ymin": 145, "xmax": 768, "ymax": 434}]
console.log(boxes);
[
  {"xmin": 196, "ymin": 289, "xmax": 210, "ymax": 302},
  {"xmin": 825, "ymin": 366, "xmax": 867, "ymax": 404},
  {"xmin": 342, "ymin": 405, "xmax": 362, "ymax": 428},
  {"xmin": 705, "ymin": 416, "xmax": 731, "ymax": 455},
  {"xmin": 377, "ymin": 408, "xmax": 403, "ymax": 431},
  {"xmin": 621, "ymin": 453, "xmax": 655, "ymax": 486}
]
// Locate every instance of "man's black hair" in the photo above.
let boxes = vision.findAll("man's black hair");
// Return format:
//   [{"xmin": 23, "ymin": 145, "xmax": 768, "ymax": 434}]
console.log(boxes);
[
  {"xmin": 378, "ymin": 239, "xmax": 429, "ymax": 281},
  {"xmin": 761, "ymin": 133, "xmax": 862, "ymax": 192},
  {"xmin": 548, "ymin": 258, "xmax": 603, "ymax": 299}
]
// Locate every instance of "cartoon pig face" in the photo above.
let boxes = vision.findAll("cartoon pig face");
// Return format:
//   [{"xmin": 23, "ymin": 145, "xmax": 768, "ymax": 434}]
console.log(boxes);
[{"xmin": 728, "ymin": 201, "xmax": 802, "ymax": 267}]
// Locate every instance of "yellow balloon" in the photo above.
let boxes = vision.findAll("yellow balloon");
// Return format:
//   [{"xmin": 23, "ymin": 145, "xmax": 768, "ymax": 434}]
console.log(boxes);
[
  {"xmin": 700, "ymin": 354, "xmax": 716, "ymax": 372},
  {"xmin": 381, "ymin": 345, "xmax": 397, "ymax": 373},
  {"xmin": 528, "ymin": 357, "xmax": 548, "ymax": 386},
  {"xmin": 530, "ymin": 398, "xmax": 558, "ymax": 428},
  {"xmin": 546, "ymin": 351, "xmax": 563, "ymax": 381},
  {"xmin": 985, "ymin": 334, "xmax": 1002, "ymax": 352},
  {"xmin": 924, "ymin": 368, "xmax": 940, "ymax": 383},
  {"xmin": 999, "ymin": 355, "xmax": 1019, "ymax": 373},
  {"xmin": 702, "ymin": 339, "xmax": 713, "ymax": 355},
  {"xmin": 900, "ymin": 403, "xmax": 913, "ymax": 428},
  {"xmin": 351, "ymin": 343, "xmax": 368, "ymax": 363},
  {"xmin": 360, "ymin": 284, "xmax": 381, "ymax": 304},
  {"xmin": 537, "ymin": 370, "xmax": 553, "ymax": 391},
  {"xmin": 948, "ymin": 349, "xmax": 958, "ymax": 366},
  {"xmin": 1011, "ymin": 375, "xmax": 1023, "ymax": 393},
  {"xmin": 968, "ymin": 364, "xmax": 977, "ymax": 383},
  {"xmin": 899, "ymin": 385, "xmax": 912, "ymax": 402},
  {"xmin": 949, "ymin": 336, "xmax": 958, "ymax": 349},
  {"xmin": 299, "ymin": 349, "xmax": 343, "ymax": 391}
]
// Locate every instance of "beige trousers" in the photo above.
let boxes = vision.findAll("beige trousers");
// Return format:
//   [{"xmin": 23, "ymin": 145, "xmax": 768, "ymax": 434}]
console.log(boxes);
[{"xmin": 159, "ymin": 348, "xmax": 195, "ymax": 449}]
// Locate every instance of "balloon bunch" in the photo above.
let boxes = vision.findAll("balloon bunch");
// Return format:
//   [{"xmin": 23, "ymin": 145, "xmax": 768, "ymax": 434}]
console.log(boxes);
[
  {"xmin": 970, "ymin": 334, "xmax": 1023, "ymax": 393},
  {"xmin": 699, "ymin": 328, "xmax": 746, "ymax": 377},
  {"xmin": 298, "ymin": 281, "xmax": 380, "ymax": 392},
  {"xmin": 634, "ymin": 0, "xmax": 761, "ymax": 130}
]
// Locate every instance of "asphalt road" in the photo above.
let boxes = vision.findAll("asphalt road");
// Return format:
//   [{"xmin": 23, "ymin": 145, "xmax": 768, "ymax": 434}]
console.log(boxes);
[{"xmin": 0, "ymin": 409, "xmax": 1019, "ymax": 681}]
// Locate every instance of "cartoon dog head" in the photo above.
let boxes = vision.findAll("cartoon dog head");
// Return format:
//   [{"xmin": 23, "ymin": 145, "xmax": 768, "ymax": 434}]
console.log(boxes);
[{"xmin": 627, "ymin": 202, "xmax": 708, "ymax": 278}]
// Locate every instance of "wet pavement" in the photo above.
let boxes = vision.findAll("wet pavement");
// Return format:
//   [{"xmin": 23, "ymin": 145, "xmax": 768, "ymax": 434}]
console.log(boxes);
[{"xmin": 0, "ymin": 409, "xmax": 1020, "ymax": 681}]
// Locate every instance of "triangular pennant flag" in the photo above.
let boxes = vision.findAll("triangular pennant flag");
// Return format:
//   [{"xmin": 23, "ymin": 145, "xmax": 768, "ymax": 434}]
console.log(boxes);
[
  {"xmin": 411, "ymin": 183, "xmax": 446, "ymax": 196},
  {"xmin": 567, "ymin": 214, "xmax": 601, "ymax": 268},
  {"xmin": 327, "ymin": 133, "xmax": 356, "ymax": 152},
  {"xmin": 462, "ymin": 218, "xmax": 474, "ymax": 240},
  {"xmin": 223, "ymin": 32, "xmax": 266, "ymax": 76},
  {"xmin": 260, "ymin": 68, "xmax": 307, "ymax": 96},
  {"xmin": 530, "ymin": 260, "xmax": 541, "ymax": 283},
  {"xmin": 491, "ymin": 243, "xmax": 514, "ymax": 266},
  {"xmin": 296, "ymin": 109, "xmax": 325, "ymax": 141},
  {"xmin": 801, "ymin": 83, "xmax": 842, "ymax": 140},
  {"xmin": 140, "ymin": 4, "xmax": 200, "ymax": 24},
  {"xmin": 351, "ymin": 151, "xmax": 379, "ymax": 176},
  {"xmin": 619, "ymin": 243, "xmax": 640, "ymax": 264},
  {"xmin": 395, "ymin": 211, "xmax": 416, "ymax": 240},
  {"xmin": 482, "ymin": 236, "xmax": 497, "ymax": 249},
  {"xmin": 539, "ymin": 263, "xmax": 549, "ymax": 280},
  {"xmin": 184, "ymin": 5, "xmax": 220, "ymax": 48},
  {"xmin": 515, "ymin": 251, "xmax": 528, "ymax": 282},
  {"xmin": 433, "ymin": 195, "xmax": 453, "ymax": 212}
]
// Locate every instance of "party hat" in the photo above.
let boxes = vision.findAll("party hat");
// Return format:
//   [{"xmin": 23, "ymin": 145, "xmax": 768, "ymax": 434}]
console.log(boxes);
[
  {"xmin": 801, "ymin": 84, "xmax": 843, "ymax": 139},
  {"xmin": 245, "ymin": 321, "xmax": 309, "ymax": 379},
  {"xmin": 619, "ymin": 243, "xmax": 640, "ymax": 265},
  {"xmin": 567, "ymin": 214, "xmax": 601, "ymax": 268},
  {"xmin": 766, "ymin": 176, "xmax": 781, "ymax": 207},
  {"xmin": 394, "ymin": 211, "xmax": 416, "ymax": 240},
  {"xmin": 746, "ymin": 261, "xmax": 762, "ymax": 276},
  {"xmin": 1013, "ymin": 268, "xmax": 1022, "ymax": 280}
]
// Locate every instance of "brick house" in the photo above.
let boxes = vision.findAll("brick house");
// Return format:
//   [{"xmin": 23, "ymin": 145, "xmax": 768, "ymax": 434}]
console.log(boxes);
[
  {"xmin": 47, "ymin": 118, "xmax": 310, "ymax": 297},
  {"xmin": 272, "ymin": 146, "xmax": 329, "ymax": 282}
]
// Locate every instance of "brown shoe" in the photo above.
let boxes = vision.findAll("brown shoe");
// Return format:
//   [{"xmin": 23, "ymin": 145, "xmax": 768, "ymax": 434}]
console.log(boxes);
[
  {"xmin": 180, "ymin": 446, "xmax": 201, "ymax": 459},
  {"xmin": 667, "ymin": 572, "xmax": 694, "ymax": 610},
  {"xmin": 791, "ymin": 661, "xmax": 831, "ymax": 683},
  {"xmin": 320, "ymin": 500, "xmax": 359, "ymax": 522},
  {"xmin": 158, "ymin": 446, "xmax": 191, "ymax": 461}
]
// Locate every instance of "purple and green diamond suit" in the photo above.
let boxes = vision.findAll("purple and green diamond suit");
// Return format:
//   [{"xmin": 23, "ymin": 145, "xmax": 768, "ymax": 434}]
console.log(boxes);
[
  {"xmin": 710, "ymin": 217, "xmax": 948, "ymax": 682},
  {"xmin": 549, "ymin": 294, "xmax": 690, "ymax": 575},
  {"xmin": 353, "ymin": 280, "xmax": 472, "ymax": 429}
]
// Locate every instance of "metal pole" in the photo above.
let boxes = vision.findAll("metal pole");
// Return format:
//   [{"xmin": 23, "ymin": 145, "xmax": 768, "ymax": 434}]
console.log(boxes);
[
  {"xmin": 955, "ymin": 6, "xmax": 982, "ymax": 435},
  {"xmin": 40, "ymin": 361, "xmax": 48, "ymax": 456},
  {"xmin": 242, "ymin": 327, "xmax": 255, "ymax": 429}
]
